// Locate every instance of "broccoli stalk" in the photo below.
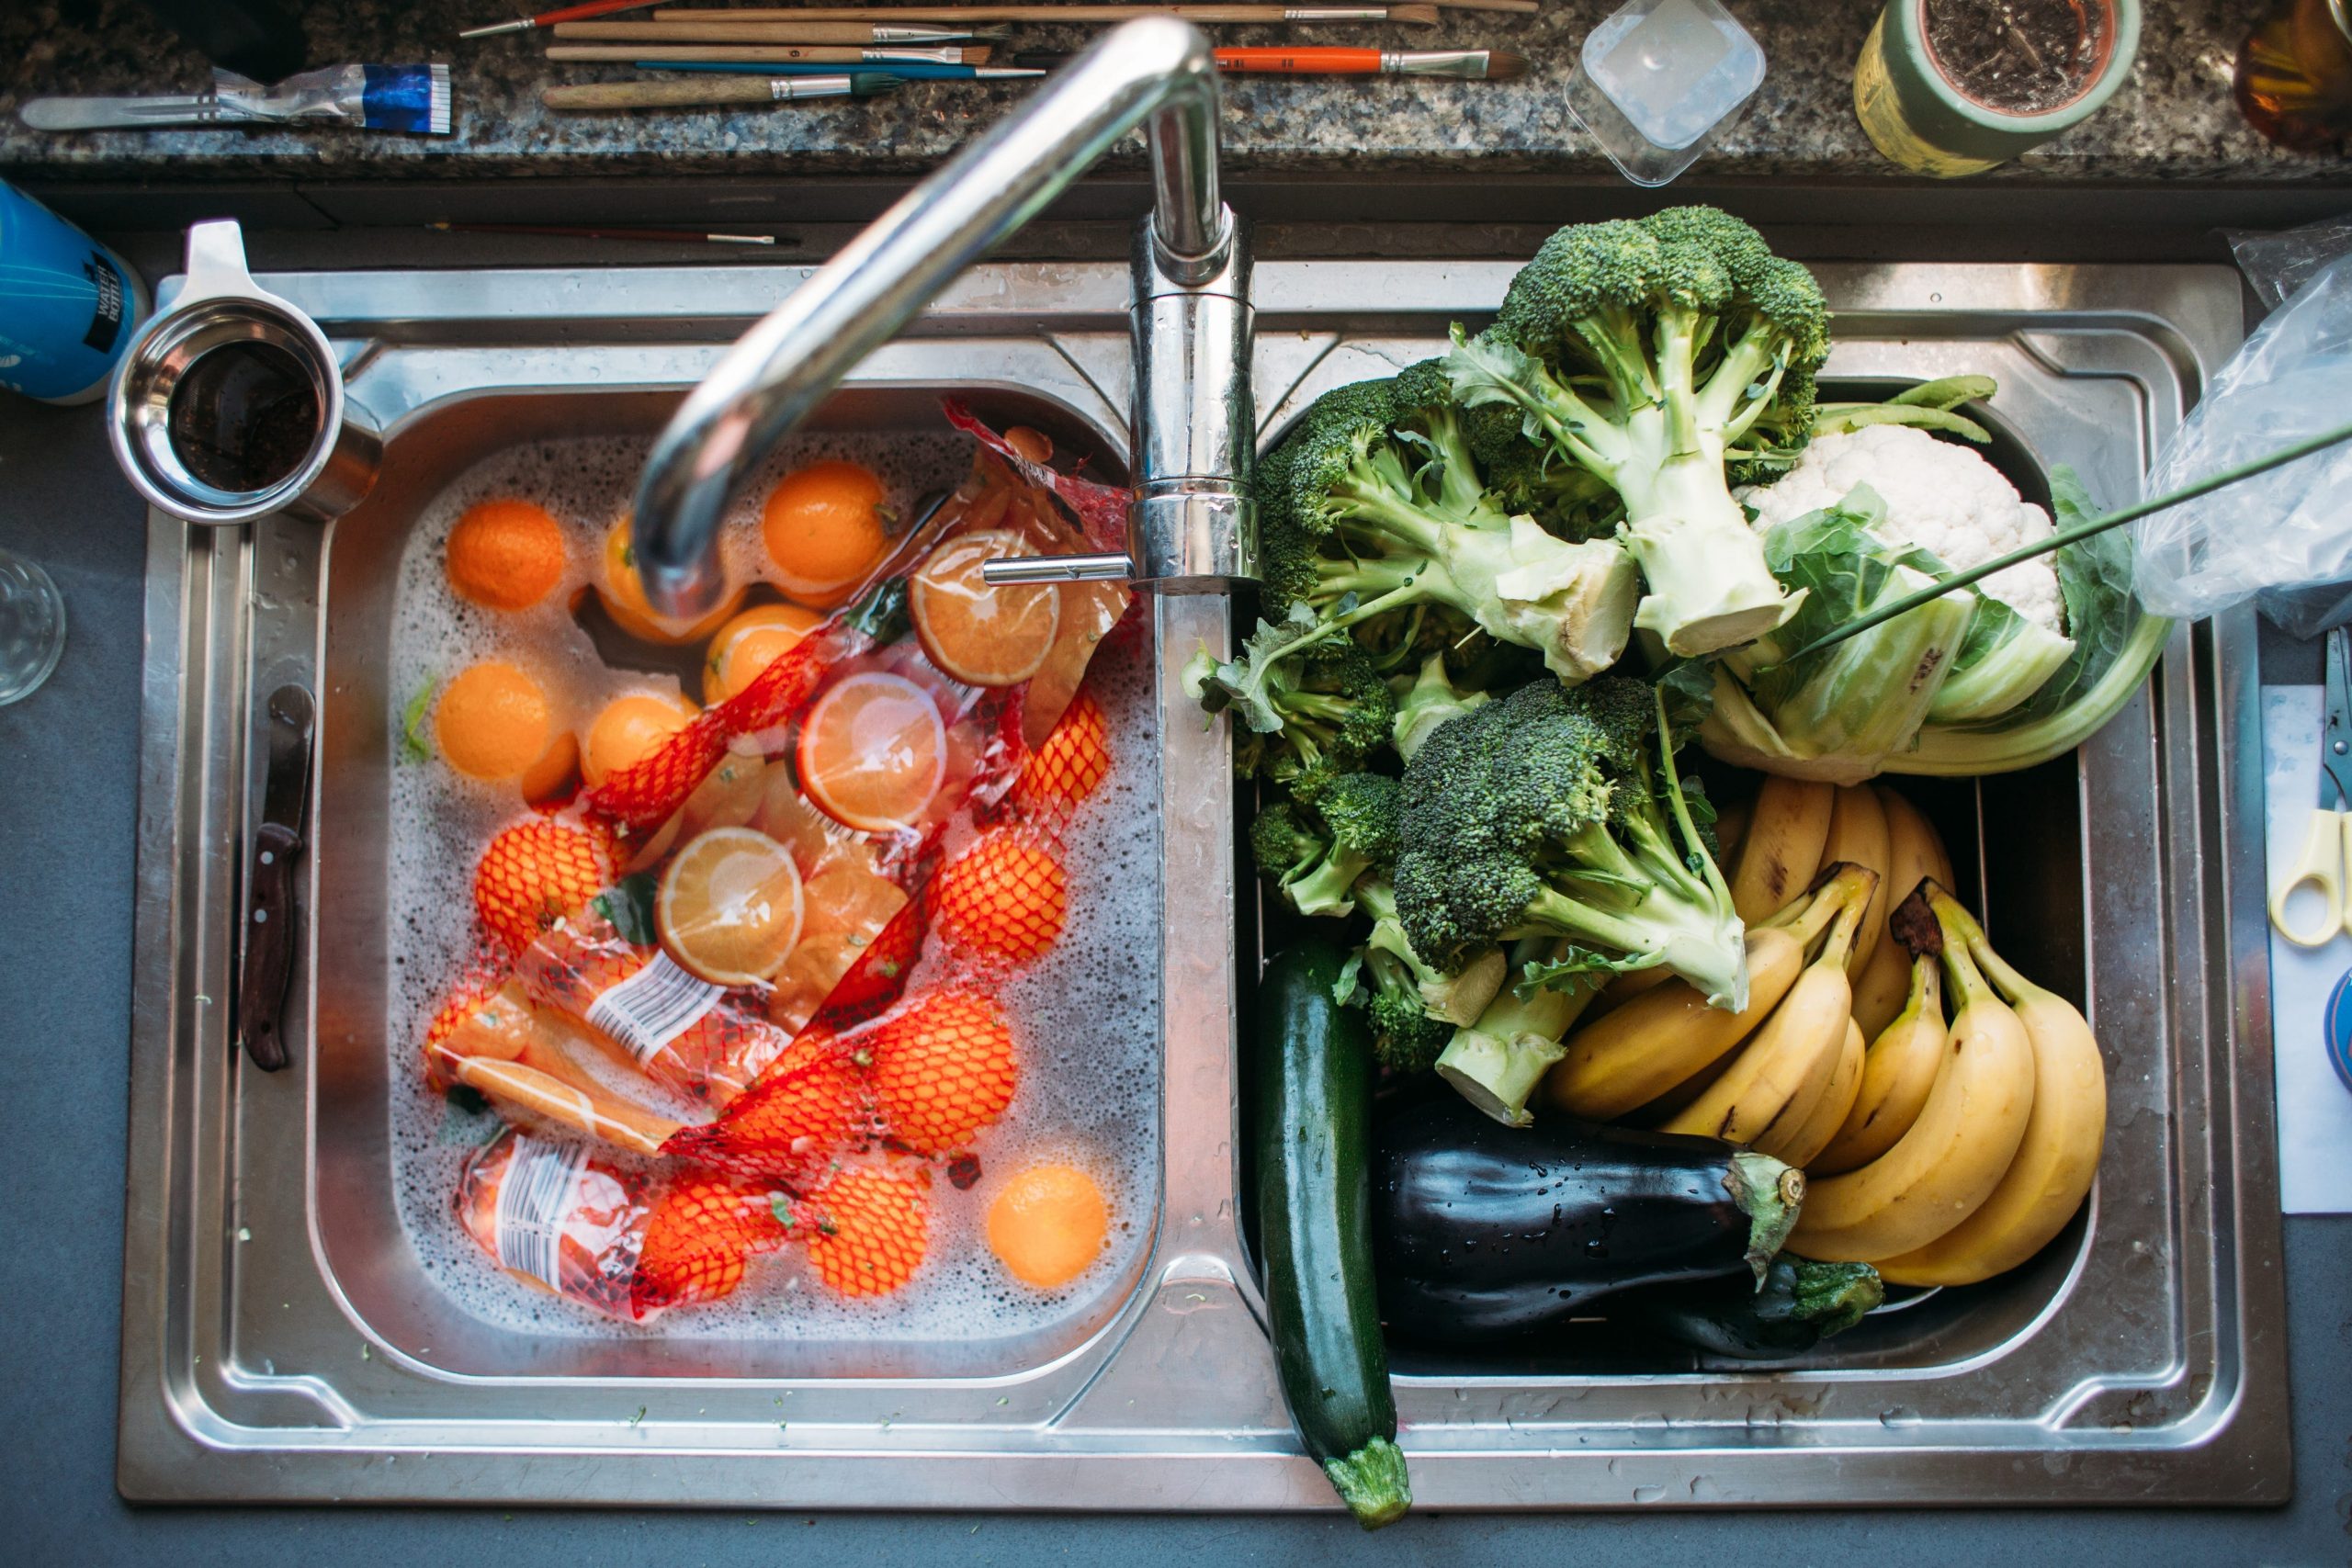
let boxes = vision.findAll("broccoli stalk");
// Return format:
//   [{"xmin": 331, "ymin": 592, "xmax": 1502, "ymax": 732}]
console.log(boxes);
[
  {"xmin": 1391, "ymin": 652, "xmax": 1491, "ymax": 763},
  {"xmin": 1195, "ymin": 368, "xmax": 1640, "ymax": 733},
  {"xmin": 1392, "ymin": 675, "xmax": 1748, "ymax": 1011},
  {"xmin": 1434, "ymin": 937, "xmax": 1602, "ymax": 1125},
  {"xmin": 1444, "ymin": 209, "xmax": 1831, "ymax": 659}
]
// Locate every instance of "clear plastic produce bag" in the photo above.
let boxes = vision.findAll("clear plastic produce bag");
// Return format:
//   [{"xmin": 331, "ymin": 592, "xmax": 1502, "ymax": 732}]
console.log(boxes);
[{"xmin": 2133, "ymin": 243, "xmax": 2352, "ymax": 636}]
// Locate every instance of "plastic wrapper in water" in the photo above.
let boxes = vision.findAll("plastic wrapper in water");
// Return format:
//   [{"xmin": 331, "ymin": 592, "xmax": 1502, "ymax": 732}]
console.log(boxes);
[{"xmin": 2133, "ymin": 250, "xmax": 2352, "ymax": 636}]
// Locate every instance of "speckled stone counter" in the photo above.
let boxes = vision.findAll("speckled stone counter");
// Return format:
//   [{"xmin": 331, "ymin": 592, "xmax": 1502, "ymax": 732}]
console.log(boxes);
[{"xmin": 0, "ymin": 0, "xmax": 2339, "ymax": 186}]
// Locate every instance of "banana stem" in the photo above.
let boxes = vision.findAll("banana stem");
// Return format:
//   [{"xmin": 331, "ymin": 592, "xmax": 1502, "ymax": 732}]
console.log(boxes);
[
  {"xmin": 1926, "ymin": 889, "xmax": 1999, "ymax": 1013},
  {"xmin": 1811, "ymin": 867, "xmax": 1875, "ymax": 973},
  {"xmin": 1929, "ymin": 888, "xmax": 2052, "ymax": 1010}
]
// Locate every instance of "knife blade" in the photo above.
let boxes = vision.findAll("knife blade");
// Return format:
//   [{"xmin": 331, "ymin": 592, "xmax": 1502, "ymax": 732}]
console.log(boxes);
[
  {"xmin": 18, "ymin": 94, "xmax": 225, "ymax": 131},
  {"xmin": 237, "ymin": 685, "xmax": 315, "ymax": 1072}
]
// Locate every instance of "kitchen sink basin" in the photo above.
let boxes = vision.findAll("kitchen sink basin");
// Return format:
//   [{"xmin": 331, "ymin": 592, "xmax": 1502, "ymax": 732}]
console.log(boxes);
[{"xmin": 119, "ymin": 254, "xmax": 2288, "ymax": 1508}]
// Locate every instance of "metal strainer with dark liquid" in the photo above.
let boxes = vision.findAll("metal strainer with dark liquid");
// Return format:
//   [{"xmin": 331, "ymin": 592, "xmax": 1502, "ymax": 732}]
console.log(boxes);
[{"xmin": 108, "ymin": 220, "xmax": 379, "ymax": 526}]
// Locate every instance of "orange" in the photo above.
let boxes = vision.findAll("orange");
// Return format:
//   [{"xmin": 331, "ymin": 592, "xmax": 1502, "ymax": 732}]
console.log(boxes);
[
  {"xmin": 519, "ymin": 728, "xmax": 581, "ymax": 807},
  {"xmin": 703, "ymin": 602, "xmax": 825, "ymax": 706},
  {"xmin": 794, "ymin": 1166, "xmax": 930, "ymax": 1298},
  {"xmin": 655, "ymin": 827, "xmax": 805, "ymax": 988},
  {"xmin": 581, "ymin": 691, "xmax": 698, "ymax": 788},
  {"xmin": 910, "ymin": 530, "xmax": 1061, "ymax": 688},
  {"xmin": 446, "ymin": 499, "xmax": 567, "ymax": 612},
  {"xmin": 761, "ymin": 460, "xmax": 894, "ymax": 608},
  {"xmin": 931, "ymin": 830, "xmax": 1067, "ymax": 964},
  {"xmin": 987, "ymin": 1163, "xmax": 1109, "ymax": 1290},
  {"xmin": 436, "ymin": 661, "xmax": 556, "ymax": 782},
  {"xmin": 1011, "ymin": 687, "xmax": 1113, "ymax": 818},
  {"xmin": 472, "ymin": 818, "xmax": 615, "ymax": 953},
  {"xmin": 865, "ymin": 989, "xmax": 1017, "ymax": 1156},
  {"xmin": 596, "ymin": 517, "xmax": 745, "ymax": 645},
  {"xmin": 795, "ymin": 671, "xmax": 946, "ymax": 834}
]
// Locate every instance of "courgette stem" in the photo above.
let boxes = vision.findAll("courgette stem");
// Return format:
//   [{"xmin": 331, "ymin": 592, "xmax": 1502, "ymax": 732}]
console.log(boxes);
[{"xmin": 1323, "ymin": 1438, "xmax": 1413, "ymax": 1529}]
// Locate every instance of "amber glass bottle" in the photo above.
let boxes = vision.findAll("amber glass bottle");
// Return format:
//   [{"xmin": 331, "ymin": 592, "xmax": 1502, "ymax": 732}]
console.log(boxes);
[{"xmin": 2236, "ymin": 0, "xmax": 2352, "ymax": 151}]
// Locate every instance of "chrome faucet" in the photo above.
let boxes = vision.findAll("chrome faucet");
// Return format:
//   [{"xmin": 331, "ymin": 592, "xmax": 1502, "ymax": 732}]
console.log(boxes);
[{"xmin": 630, "ymin": 17, "xmax": 1255, "ymax": 615}]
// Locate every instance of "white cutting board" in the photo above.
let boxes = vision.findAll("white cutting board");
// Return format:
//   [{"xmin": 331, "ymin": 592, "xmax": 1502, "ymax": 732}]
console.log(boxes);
[{"xmin": 2260, "ymin": 683, "xmax": 2352, "ymax": 1213}]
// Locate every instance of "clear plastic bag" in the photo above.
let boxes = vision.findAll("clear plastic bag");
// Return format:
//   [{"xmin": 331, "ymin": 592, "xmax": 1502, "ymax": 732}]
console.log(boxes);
[{"xmin": 2132, "ymin": 246, "xmax": 2352, "ymax": 635}]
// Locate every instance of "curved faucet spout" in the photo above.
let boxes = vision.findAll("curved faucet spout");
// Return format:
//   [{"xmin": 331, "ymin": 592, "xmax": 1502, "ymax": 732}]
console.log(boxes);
[{"xmin": 632, "ymin": 16, "xmax": 1237, "ymax": 619}]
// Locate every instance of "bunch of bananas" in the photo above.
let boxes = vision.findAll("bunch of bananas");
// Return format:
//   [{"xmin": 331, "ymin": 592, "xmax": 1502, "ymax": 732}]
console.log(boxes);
[{"xmin": 1540, "ymin": 777, "xmax": 2109, "ymax": 1289}]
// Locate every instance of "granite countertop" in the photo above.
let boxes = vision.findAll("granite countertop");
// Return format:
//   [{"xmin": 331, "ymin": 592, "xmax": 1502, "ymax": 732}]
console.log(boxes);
[{"xmin": 0, "ymin": 0, "xmax": 2337, "ymax": 185}]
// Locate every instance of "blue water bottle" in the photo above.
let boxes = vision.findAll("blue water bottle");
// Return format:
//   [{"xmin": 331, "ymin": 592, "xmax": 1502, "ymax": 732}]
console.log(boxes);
[{"xmin": 0, "ymin": 181, "xmax": 149, "ymax": 404}]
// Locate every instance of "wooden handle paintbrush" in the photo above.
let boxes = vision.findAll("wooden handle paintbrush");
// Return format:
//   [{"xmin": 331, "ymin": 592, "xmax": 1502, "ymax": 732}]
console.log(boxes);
[
  {"xmin": 556, "ymin": 19, "xmax": 1002, "ymax": 41},
  {"xmin": 653, "ymin": 2, "xmax": 1531, "ymax": 15},
  {"xmin": 543, "ymin": 73, "xmax": 904, "ymax": 108},
  {"xmin": 548, "ymin": 42, "xmax": 997, "ymax": 61},
  {"xmin": 594, "ymin": 6, "xmax": 1443, "ymax": 33}
]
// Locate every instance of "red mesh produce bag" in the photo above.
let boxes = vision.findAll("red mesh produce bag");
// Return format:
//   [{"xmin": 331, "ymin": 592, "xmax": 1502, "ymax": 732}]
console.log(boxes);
[{"xmin": 427, "ymin": 412, "xmax": 1133, "ymax": 1312}]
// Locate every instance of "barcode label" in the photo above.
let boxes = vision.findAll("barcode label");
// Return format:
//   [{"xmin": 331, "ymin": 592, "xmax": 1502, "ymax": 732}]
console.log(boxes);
[
  {"xmin": 492, "ymin": 1134, "xmax": 591, "ymax": 1291},
  {"xmin": 587, "ymin": 952, "xmax": 722, "ymax": 1066}
]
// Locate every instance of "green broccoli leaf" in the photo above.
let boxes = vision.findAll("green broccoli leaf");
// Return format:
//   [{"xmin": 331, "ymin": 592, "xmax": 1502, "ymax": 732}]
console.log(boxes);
[{"xmin": 1512, "ymin": 945, "xmax": 1661, "ymax": 1001}]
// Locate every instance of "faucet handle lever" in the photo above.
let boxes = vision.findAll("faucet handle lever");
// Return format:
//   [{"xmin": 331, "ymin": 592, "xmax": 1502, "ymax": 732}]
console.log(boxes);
[{"xmin": 981, "ymin": 552, "xmax": 1135, "ymax": 586}]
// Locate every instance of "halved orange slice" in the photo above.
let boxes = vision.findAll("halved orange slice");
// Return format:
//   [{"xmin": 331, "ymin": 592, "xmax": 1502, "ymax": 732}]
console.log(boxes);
[
  {"xmin": 910, "ymin": 529, "xmax": 1062, "ymax": 688},
  {"xmin": 795, "ymin": 671, "xmax": 946, "ymax": 834},
  {"xmin": 656, "ymin": 827, "xmax": 806, "ymax": 988}
]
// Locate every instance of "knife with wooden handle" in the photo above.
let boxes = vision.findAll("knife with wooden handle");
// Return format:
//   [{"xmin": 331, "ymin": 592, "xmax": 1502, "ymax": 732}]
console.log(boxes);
[{"xmin": 236, "ymin": 684, "xmax": 314, "ymax": 1073}]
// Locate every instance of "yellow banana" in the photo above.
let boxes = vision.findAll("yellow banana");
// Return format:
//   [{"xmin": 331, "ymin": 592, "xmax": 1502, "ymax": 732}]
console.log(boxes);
[
  {"xmin": 1544, "ymin": 868, "xmax": 1866, "ymax": 1120},
  {"xmin": 1852, "ymin": 786, "xmax": 1955, "ymax": 1039},
  {"xmin": 1823, "ymin": 784, "xmax": 1892, "ymax": 973},
  {"xmin": 1875, "ymin": 905, "xmax": 2107, "ymax": 1287},
  {"xmin": 1729, "ymin": 777, "xmax": 1836, "ymax": 925},
  {"xmin": 1786, "ymin": 885, "xmax": 2035, "ymax": 1264},
  {"xmin": 1778, "ymin": 1018, "xmax": 1868, "ymax": 1169},
  {"xmin": 1714, "ymin": 794, "xmax": 1751, "ymax": 866},
  {"xmin": 1813, "ymin": 950, "xmax": 1946, "ymax": 1176},
  {"xmin": 1663, "ymin": 873, "xmax": 1870, "ymax": 1152}
]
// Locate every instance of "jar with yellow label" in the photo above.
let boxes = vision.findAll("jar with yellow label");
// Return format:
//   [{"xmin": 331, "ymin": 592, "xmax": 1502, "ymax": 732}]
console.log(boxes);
[{"xmin": 1854, "ymin": 0, "xmax": 2142, "ymax": 176}]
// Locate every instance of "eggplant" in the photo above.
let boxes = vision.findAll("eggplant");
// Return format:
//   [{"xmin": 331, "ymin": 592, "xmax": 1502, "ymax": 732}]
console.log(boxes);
[
  {"xmin": 1371, "ymin": 1095, "xmax": 1805, "ymax": 1341},
  {"xmin": 1627, "ymin": 1257, "xmax": 1883, "ymax": 1361}
]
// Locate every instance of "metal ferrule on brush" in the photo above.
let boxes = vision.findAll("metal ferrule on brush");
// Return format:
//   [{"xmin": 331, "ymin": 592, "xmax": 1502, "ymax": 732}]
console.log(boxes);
[
  {"xmin": 1384, "ymin": 49, "xmax": 1492, "ymax": 77},
  {"xmin": 869, "ymin": 25, "xmax": 1008, "ymax": 41},
  {"xmin": 770, "ymin": 73, "xmax": 859, "ymax": 97}
]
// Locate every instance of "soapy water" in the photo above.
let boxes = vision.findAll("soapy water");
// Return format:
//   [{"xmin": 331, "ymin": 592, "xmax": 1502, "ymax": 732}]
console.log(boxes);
[{"xmin": 383, "ymin": 430, "xmax": 1163, "ymax": 1347}]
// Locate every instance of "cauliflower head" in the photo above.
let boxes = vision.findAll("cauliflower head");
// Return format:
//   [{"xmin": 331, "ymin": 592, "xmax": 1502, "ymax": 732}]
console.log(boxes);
[{"xmin": 1738, "ymin": 423, "xmax": 2062, "ymax": 635}]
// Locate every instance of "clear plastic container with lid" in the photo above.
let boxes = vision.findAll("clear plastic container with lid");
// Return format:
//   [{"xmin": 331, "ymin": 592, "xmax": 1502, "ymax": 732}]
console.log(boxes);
[{"xmin": 1566, "ymin": 0, "xmax": 1768, "ymax": 187}]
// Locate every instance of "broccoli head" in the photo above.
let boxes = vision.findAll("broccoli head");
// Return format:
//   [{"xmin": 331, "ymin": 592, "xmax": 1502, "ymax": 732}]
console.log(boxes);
[
  {"xmin": 1204, "ymin": 637, "xmax": 1395, "ymax": 802},
  {"xmin": 1246, "ymin": 772, "xmax": 1401, "ymax": 919},
  {"xmin": 1199, "ymin": 369, "xmax": 1641, "ymax": 737},
  {"xmin": 1391, "ymin": 674, "xmax": 1748, "ymax": 1009},
  {"xmin": 1351, "ymin": 944, "xmax": 1455, "ymax": 1076},
  {"xmin": 1444, "ymin": 207, "xmax": 1829, "ymax": 658}
]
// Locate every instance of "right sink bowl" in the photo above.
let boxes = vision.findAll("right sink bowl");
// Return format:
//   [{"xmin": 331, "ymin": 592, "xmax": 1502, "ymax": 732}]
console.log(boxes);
[{"xmin": 1241, "ymin": 259, "xmax": 2291, "ymax": 1506}]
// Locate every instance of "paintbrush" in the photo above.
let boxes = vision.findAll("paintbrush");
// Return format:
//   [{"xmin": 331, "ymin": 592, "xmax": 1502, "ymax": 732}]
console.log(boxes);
[
  {"xmin": 543, "ymin": 73, "xmax": 904, "ymax": 108},
  {"xmin": 656, "ymin": 1, "xmax": 1526, "ymax": 14},
  {"xmin": 1016, "ymin": 44, "xmax": 1524, "ymax": 75},
  {"xmin": 555, "ymin": 19, "xmax": 1006, "ymax": 41},
  {"xmin": 604, "ymin": 6, "xmax": 1444, "ymax": 32},
  {"xmin": 462, "ymin": 0, "xmax": 662, "ymax": 40},
  {"xmin": 430, "ymin": 220, "xmax": 779, "ymax": 243},
  {"xmin": 548, "ymin": 43, "xmax": 996, "ymax": 61},
  {"xmin": 639, "ymin": 59, "xmax": 1045, "ymax": 78}
]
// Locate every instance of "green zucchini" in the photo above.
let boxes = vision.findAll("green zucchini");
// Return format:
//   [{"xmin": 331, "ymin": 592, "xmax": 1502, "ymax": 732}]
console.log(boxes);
[{"xmin": 1254, "ymin": 940, "xmax": 1411, "ymax": 1529}]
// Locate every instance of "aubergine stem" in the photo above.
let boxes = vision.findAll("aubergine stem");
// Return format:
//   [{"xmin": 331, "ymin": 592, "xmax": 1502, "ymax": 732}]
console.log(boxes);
[
  {"xmin": 1323, "ymin": 1437, "xmax": 1411, "ymax": 1529},
  {"xmin": 1782, "ymin": 1258, "xmax": 1884, "ymax": 1337},
  {"xmin": 1725, "ymin": 1150, "xmax": 1806, "ymax": 1285}
]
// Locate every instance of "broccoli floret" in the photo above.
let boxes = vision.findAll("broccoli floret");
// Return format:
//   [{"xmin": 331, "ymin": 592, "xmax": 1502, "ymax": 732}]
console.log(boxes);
[
  {"xmin": 1224, "ymin": 640, "xmax": 1395, "ymax": 802},
  {"xmin": 1443, "ymin": 207, "xmax": 1830, "ymax": 658},
  {"xmin": 1392, "ymin": 652, "xmax": 1492, "ymax": 763},
  {"xmin": 1201, "ymin": 369, "xmax": 1641, "ymax": 734},
  {"xmin": 1247, "ymin": 773, "xmax": 1400, "ymax": 919},
  {"xmin": 1391, "ymin": 674, "xmax": 1747, "ymax": 1010},
  {"xmin": 1354, "ymin": 872, "xmax": 1504, "ymax": 1027},
  {"xmin": 1353, "ymin": 944, "xmax": 1455, "ymax": 1075}
]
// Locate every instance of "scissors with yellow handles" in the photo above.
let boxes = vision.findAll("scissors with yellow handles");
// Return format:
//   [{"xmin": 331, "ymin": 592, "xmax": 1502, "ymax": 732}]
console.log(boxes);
[{"xmin": 2273, "ymin": 626, "xmax": 2352, "ymax": 947}]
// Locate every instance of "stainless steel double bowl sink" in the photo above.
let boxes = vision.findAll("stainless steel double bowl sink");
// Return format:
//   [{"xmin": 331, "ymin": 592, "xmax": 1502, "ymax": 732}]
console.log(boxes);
[{"xmin": 119, "ymin": 254, "xmax": 2290, "ymax": 1508}]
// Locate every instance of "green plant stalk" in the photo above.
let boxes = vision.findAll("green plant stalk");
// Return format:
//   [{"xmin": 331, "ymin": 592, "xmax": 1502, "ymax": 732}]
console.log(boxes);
[{"xmin": 1776, "ymin": 416, "xmax": 2352, "ymax": 664}]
